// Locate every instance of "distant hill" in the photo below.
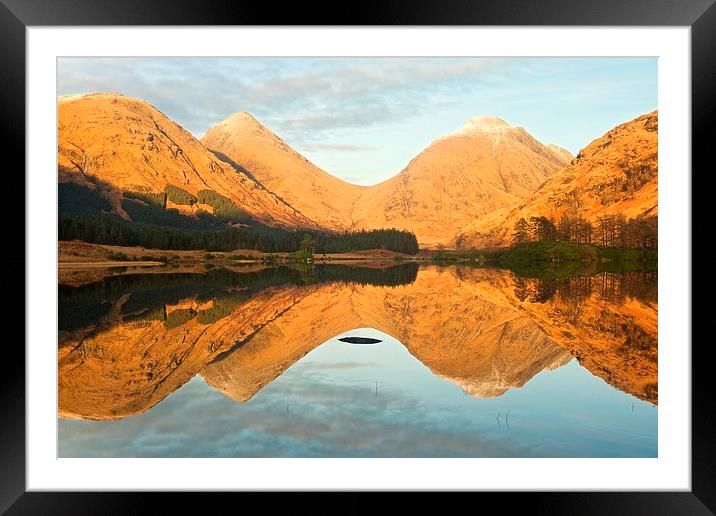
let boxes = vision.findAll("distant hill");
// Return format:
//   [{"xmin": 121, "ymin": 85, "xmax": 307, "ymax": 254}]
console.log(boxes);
[{"xmin": 456, "ymin": 111, "xmax": 658, "ymax": 248}]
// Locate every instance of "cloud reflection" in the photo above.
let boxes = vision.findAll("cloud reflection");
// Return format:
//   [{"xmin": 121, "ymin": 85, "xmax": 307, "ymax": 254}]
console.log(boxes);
[{"xmin": 59, "ymin": 368, "xmax": 535, "ymax": 458}]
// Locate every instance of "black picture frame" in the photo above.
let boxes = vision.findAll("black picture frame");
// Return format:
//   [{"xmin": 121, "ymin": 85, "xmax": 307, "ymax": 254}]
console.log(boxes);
[{"xmin": 2, "ymin": 0, "xmax": 707, "ymax": 513}]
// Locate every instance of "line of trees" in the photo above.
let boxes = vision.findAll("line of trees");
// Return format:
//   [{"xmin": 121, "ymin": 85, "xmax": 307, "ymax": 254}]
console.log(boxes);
[
  {"xmin": 594, "ymin": 214, "xmax": 657, "ymax": 248},
  {"xmin": 59, "ymin": 214, "xmax": 420, "ymax": 254},
  {"xmin": 59, "ymin": 264, "xmax": 420, "ymax": 331},
  {"xmin": 513, "ymin": 213, "xmax": 657, "ymax": 249}
]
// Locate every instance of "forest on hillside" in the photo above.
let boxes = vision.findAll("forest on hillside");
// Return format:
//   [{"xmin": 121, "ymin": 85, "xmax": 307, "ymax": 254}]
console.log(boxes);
[
  {"xmin": 58, "ymin": 182, "xmax": 419, "ymax": 254},
  {"xmin": 511, "ymin": 214, "xmax": 657, "ymax": 249}
]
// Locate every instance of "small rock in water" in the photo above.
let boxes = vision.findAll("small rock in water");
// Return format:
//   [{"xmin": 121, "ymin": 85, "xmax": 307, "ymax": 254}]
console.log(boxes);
[{"xmin": 338, "ymin": 337, "xmax": 382, "ymax": 344}]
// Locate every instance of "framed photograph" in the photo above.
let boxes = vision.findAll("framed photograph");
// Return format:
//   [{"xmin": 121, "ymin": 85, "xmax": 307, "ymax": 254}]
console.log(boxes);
[{"xmin": 5, "ymin": 0, "xmax": 708, "ymax": 512}]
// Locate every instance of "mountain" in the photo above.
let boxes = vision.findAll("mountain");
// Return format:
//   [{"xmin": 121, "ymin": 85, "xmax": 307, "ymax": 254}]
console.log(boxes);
[
  {"xmin": 547, "ymin": 144, "xmax": 575, "ymax": 163},
  {"xmin": 201, "ymin": 267, "xmax": 573, "ymax": 402},
  {"xmin": 59, "ymin": 93, "xmax": 653, "ymax": 251},
  {"xmin": 201, "ymin": 112, "xmax": 365, "ymax": 230},
  {"xmin": 58, "ymin": 266, "xmax": 579, "ymax": 419},
  {"xmin": 350, "ymin": 116, "xmax": 570, "ymax": 247},
  {"xmin": 202, "ymin": 114, "xmax": 569, "ymax": 246},
  {"xmin": 58, "ymin": 93, "xmax": 315, "ymax": 228},
  {"xmin": 456, "ymin": 111, "xmax": 658, "ymax": 248}
]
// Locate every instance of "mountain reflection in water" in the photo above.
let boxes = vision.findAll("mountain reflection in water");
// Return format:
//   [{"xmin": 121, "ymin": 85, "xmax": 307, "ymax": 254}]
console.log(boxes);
[{"xmin": 58, "ymin": 263, "xmax": 657, "ymax": 457}]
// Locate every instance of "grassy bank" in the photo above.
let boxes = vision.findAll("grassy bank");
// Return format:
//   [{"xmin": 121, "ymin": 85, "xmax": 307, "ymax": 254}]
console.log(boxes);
[
  {"xmin": 429, "ymin": 241, "xmax": 657, "ymax": 277},
  {"xmin": 499, "ymin": 241, "xmax": 657, "ymax": 264},
  {"xmin": 429, "ymin": 241, "xmax": 657, "ymax": 279},
  {"xmin": 430, "ymin": 248, "xmax": 505, "ymax": 263}
]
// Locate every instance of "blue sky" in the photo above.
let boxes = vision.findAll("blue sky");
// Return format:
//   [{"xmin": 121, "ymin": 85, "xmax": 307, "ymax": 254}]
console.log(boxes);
[{"xmin": 57, "ymin": 57, "xmax": 657, "ymax": 185}]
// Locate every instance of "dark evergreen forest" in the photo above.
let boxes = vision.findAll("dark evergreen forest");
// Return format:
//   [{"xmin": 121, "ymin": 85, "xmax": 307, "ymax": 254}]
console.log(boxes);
[{"xmin": 58, "ymin": 183, "xmax": 419, "ymax": 254}]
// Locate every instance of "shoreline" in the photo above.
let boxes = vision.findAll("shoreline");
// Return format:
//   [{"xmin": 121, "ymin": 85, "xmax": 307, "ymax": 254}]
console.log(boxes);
[
  {"xmin": 57, "ymin": 240, "xmax": 424, "ymax": 265},
  {"xmin": 59, "ymin": 261, "xmax": 165, "ymax": 268}
]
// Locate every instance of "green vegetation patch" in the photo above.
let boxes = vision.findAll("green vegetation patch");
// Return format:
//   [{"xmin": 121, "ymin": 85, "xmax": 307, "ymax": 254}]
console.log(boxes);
[
  {"xmin": 124, "ymin": 190, "xmax": 166, "ymax": 208},
  {"xmin": 58, "ymin": 182, "xmax": 112, "ymax": 216},
  {"xmin": 197, "ymin": 189, "xmax": 252, "ymax": 224},
  {"xmin": 502, "ymin": 241, "xmax": 598, "ymax": 263},
  {"xmin": 431, "ymin": 249, "xmax": 499, "ymax": 263},
  {"xmin": 598, "ymin": 246, "xmax": 658, "ymax": 262},
  {"xmin": 195, "ymin": 295, "xmax": 248, "ymax": 324},
  {"xmin": 500, "ymin": 241, "xmax": 657, "ymax": 265},
  {"xmin": 108, "ymin": 252, "xmax": 129, "ymax": 261},
  {"xmin": 163, "ymin": 308, "xmax": 197, "ymax": 329},
  {"xmin": 124, "ymin": 305, "xmax": 166, "ymax": 324},
  {"xmin": 164, "ymin": 184, "xmax": 197, "ymax": 206}
]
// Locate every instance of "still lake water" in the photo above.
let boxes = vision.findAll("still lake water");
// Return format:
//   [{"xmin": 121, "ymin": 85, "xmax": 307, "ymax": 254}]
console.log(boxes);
[{"xmin": 58, "ymin": 263, "xmax": 657, "ymax": 457}]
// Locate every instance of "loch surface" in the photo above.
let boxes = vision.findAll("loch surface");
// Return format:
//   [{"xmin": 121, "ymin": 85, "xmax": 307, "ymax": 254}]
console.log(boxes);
[{"xmin": 58, "ymin": 263, "xmax": 658, "ymax": 457}]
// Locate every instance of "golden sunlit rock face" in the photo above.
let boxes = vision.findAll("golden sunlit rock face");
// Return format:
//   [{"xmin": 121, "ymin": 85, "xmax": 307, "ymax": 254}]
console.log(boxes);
[
  {"xmin": 58, "ymin": 93, "xmax": 316, "ymax": 228},
  {"xmin": 351, "ymin": 118, "xmax": 569, "ymax": 247},
  {"xmin": 458, "ymin": 111, "xmax": 658, "ymax": 248},
  {"xmin": 201, "ymin": 113, "xmax": 366, "ymax": 230},
  {"xmin": 58, "ymin": 266, "xmax": 657, "ymax": 421},
  {"xmin": 546, "ymin": 144, "xmax": 575, "ymax": 163},
  {"xmin": 203, "ymin": 114, "xmax": 569, "ymax": 246}
]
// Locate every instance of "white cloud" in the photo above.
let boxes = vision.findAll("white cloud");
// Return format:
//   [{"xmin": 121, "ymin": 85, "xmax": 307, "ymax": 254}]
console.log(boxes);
[
  {"xmin": 56, "ymin": 57, "xmax": 657, "ymax": 184},
  {"xmin": 57, "ymin": 57, "xmax": 499, "ymax": 138},
  {"xmin": 300, "ymin": 143, "xmax": 379, "ymax": 152}
]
